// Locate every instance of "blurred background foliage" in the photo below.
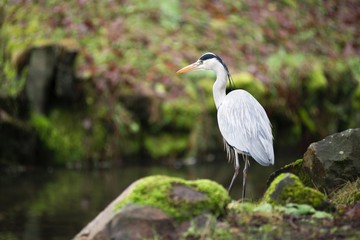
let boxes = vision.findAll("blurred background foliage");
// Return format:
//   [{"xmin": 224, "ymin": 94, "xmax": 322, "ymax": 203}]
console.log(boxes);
[{"xmin": 0, "ymin": 0, "xmax": 359, "ymax": 167}]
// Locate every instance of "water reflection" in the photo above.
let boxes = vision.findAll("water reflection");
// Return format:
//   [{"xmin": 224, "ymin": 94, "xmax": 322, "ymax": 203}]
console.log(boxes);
[{"xmin": 0, "ymin": 154, "xmax": 297, "ymax": 240}]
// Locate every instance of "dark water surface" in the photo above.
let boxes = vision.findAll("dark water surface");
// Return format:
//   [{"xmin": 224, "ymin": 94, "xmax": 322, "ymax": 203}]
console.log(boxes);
[{"xmin": 0, "ymin": 154, "xmax": 297, "ymax": 240}]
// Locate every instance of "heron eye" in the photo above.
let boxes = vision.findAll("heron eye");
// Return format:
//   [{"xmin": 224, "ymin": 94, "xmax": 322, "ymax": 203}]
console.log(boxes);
[{"xmin": 199, "ymin": 60, "xmax": 203, "ymax": 64}]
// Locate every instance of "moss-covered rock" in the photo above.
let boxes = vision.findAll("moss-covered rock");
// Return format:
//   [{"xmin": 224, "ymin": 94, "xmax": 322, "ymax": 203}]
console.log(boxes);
[
  {"xmin": 114, "ymin": 175, "xmax": 231, "ymax": 221},
  {"xmin": 267, "ymin": 159, "xmax": 313, "ymax": 188},
  {"xmin": 263, "ymin": 173, "xmax": 330, "ymax": 210}
]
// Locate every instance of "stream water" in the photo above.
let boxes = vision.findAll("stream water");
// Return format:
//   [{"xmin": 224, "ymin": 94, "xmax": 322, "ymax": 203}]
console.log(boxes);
[{"xmin": 0, "ymin": 152, "xmax": 299, "ymax": 240}]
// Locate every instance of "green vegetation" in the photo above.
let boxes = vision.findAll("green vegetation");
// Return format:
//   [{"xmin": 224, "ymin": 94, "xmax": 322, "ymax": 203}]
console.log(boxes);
[
  {"xmin": 114, "ymin": 175, "xmax": 231, "ymax": 221},
  {"xmin": 267, "ymin": 159, "xmax": 315, "ymax": 188},
  {"xmin": 0, "ymin": 232, "xmax": 18, "ymax": 240},
  {"xmin": 30, "ymin": 113, "xmax": 84, "ymax": 164},
  {"xmin": 217, "ymin": 201, "xmax": 337, "ymax": 240},
  {"xmin": 30, "ymin": 109, "xmax": 106, "ymax": 165},
  {"xmin": 331, "ymin": 178, "xmax": 360, "ymax": 207},
  {"xmin": 181, "ymin": 214, "xmax": 234, "ymax": 240},
  {"xmin": 144, "ymin": 133, "xmax": 188, "ymax": 159},
  {"xmin": 228, "ymin": 201, "xmax": 332, "ymax": 219},
  {"xmin": 1, "ymin": 1, "xmax": 359, "ymax": 165}
]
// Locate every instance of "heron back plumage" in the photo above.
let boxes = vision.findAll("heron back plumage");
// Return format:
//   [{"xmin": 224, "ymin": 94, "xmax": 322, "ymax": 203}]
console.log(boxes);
[{"xmin": 217, "ymin": 89, "xmax": 274, "ymax": 166}]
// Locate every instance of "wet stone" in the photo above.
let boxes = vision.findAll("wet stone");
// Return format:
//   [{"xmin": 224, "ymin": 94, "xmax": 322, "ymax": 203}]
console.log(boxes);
[
  {"xmin": 170, "ymin": 184, "xmax": 207, "ymax": 202},
  {"xmin": 108, "ymin": 204, "xmax": 177, "ymax": 240},
  {"xmin": 303, "ymin": 128, "xmax": 360, "ymax": 192}
]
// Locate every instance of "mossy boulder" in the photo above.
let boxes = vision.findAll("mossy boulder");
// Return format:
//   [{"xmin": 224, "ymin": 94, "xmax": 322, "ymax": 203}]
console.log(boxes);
[
  {"xmin": 75, "ymin": 176, "xmax": 230, "ymax": 240},
  {"xmin": 114, "ymin": 175, "xmax": 231, "ymax": 221},
  {"xmin": 263, "ymin": 173, "xmax": 331, "ymax": 210},
  {"xmin": 267, "ymin": 159, "xmax": 312, "ymax": 187},
  {"xmin": 269, "ymin": 129, "xmax": 360, "ymax": 195}
]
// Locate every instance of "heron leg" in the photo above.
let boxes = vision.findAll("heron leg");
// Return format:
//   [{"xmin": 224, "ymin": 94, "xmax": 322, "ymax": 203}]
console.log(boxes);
[
  {"xmin": 241, "ymin": 155, "xmax": 250, "ymax": 200},
  {"xmin": 227, "ymin": 151, "xmax": 240, "ymax": 193}
]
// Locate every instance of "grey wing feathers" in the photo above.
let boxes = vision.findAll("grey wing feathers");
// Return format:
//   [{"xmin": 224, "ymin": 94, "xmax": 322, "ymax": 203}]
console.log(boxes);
[{"xmin": 217, "ymin": 90, "xmax": 274, "ymax": 166}]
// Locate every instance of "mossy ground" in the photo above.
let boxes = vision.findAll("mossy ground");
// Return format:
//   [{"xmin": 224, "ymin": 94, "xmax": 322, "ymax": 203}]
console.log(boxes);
[
  {"xmin": 263, "ymin": 173, "xmax": 327, "ymax": 209},
  {"xmin": 110, "ymin": 175, "xmax": 360, "ymax": 239},
  {"xmin": 114, "ymin": 175, "xmax": 231, "ymax": 221},
  {"xmin": 180, "ymin": 200, "xmax": 359, "ymax": 240}
]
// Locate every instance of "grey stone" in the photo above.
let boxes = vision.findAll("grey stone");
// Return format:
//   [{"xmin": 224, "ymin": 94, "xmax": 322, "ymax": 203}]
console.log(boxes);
[
  {"xmin": 74, "ymin": 181, "xmax": 139, "ymax": 240},
  {"xmin": 25, "ymin": 46, "xmax": 57, "ymax": 113},
  {"xmin": 54, "ymin": 49, "xmax": 77, "ymax": 100},
  {"xmin": 25, "ymin": 45, "xmax": 78, "ymax": 113},
  {"xmin": 108, "ymin": 204, "xmax": 177, "ymax": 240},
  {"xmin": 170, "ymin": 184, "xmax": 207, "ymax": 203},
  {"xmin": 303, "ymin": 128, "xmax": 360, "ymax": 192}
]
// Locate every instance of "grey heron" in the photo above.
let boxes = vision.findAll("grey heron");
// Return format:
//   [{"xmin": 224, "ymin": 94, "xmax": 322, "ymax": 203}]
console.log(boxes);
[{"xmin": 176, "ymin": 52, "xmax": 274, "ymax": 200}]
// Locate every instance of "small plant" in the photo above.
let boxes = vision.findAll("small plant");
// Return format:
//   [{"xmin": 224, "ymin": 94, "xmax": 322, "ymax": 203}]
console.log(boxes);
[{"xmin": 330, "ymin": 178, "xmax": 360, "ymax": 206}]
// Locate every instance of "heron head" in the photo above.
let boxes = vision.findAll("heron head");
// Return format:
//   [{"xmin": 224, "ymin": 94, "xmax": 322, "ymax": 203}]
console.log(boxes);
[{"xmin": 176, "ymin": 52, "xmax": 230, "ymax": 74}]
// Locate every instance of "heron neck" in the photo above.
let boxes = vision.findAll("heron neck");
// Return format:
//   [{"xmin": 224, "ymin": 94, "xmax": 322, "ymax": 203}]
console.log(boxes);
[{"xmin": 213, "ymin": 68, "xmax": 228, "ymax": 109}]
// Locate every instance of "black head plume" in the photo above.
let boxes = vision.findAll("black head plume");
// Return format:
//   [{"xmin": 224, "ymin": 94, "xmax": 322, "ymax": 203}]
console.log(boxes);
[{"xmin": 199, "ymin": 53, "xmax": 235, "ymax": 90}]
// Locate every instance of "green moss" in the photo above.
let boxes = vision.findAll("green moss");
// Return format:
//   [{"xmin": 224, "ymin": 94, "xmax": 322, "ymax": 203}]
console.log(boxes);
[
  {"xmin": 348, "ymin": 57, "xmax": 360, "ymax": 82},
  {"xmin": 306, "ymin": 63, "xmax": 327, "ymax": 92},
  {"xmin": 30, "ymin": 109, "xmax": 106, "ymax": 164},
  {"xmin": 282, "ymin": 159, "xmax": 313, "ymax": 188},
  {"xmin": 227, "ymin": 201, "xmax": 257, "ymax": 213},
  {"xmin": 231, "ymin": 72, "xmax": 266, "ymax": 100},
  {"xmin": 30, "ymin": 112, "xmax": 84, "ymax": 163},
  {"xmin": 353, "ymin": 85, "xmax": 360, "ymax": 109},
  {"xmin": 266, "ymin": 50, "xmax": 307, "ymax": 88},
  {"xmin": 299, "ymin": 107, "xmax": 316, "ymax": 133},
  {"xmin": 144, "ymin": 133, "xmax": 188, "ymax": 159},
  {"xmin": 162, "ymin": 98, "xmax": 202, "ymax": 129},
  {"xmin": 277, "ymin": 203, "xmax": 332, "ymax": 219},
  {"xmin": 114, "ymin": 175, "xmax": 231, "ymax": 221},
  {"xmin": 285, "ymin": 159, "xmax": 303, "ymax": 168},
  {"xmin": 263, "ymin": 173, "xmax": 327, "ymax": 209},
  {"xmin": 291, "ymin": 161, "xmax": 314, "ymax": 188}
]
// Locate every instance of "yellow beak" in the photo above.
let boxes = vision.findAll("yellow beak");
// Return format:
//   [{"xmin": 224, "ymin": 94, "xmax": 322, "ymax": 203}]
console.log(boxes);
[{"xmin": 176, "ymin": 62, "xmax": 199, "ymax": 74}]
